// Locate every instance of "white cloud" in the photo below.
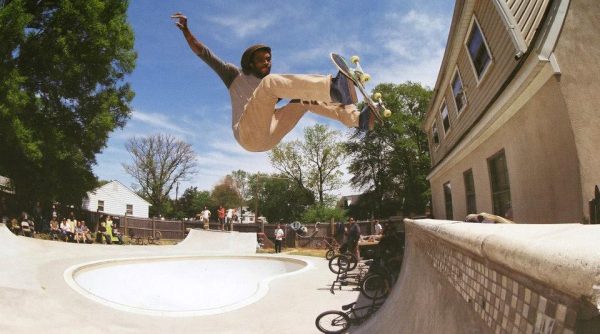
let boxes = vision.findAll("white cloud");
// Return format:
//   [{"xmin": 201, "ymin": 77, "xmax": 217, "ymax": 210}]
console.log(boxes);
[
  {"xmin": 131, "ymin": 110, "xmax": 195, "ymax": 137},
  {"xmin": 207, "ymin": 15, "xmax": 277, "ymax": 39}
]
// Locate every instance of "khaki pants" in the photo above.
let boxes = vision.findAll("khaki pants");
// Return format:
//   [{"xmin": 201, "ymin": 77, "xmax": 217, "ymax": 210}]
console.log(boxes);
[{"xmin": 238, "ymin": 74, "xmax": 359, "ymax": 152}]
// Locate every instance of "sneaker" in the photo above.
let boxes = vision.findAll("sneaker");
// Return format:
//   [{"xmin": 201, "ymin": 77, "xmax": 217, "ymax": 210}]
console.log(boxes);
[
  {"xmin": 330, "ymin": 72, "xmax": 358, "ymax": 105},
  {"xmin": 359, "ymin": 105, "xmax": 375, "ymax": 131}
]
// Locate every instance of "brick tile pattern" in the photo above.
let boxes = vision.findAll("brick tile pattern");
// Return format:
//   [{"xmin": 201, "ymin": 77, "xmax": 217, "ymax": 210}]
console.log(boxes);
[{"xmin": 414, "ymin": 235, "xmax": 577, "ymax": 334}]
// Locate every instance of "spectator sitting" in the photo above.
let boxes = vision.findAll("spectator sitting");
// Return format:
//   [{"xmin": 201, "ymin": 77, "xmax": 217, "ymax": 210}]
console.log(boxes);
[
  {"xmin": 80, "ymin": 221, "xmax": 93, "ymax": 243},
  {"xmin": 9, "ymin": 218, "xmax": 21, "ymax": 235},
  {"xmin": 111, "ymin": 224, "xmax": 124, "ymax": 245},
  {"xmin": 60, "ymin": 218, "xmax": 74, "ymax": 241},
  {"xmin": 49, "ymin": 218, "xmax": 60, "ymax": 240},
  {"xmin": 96, "ymin": 218, "xmax": 112, "ymax": 244},
  {"xmin": 21, "ymin": 219, "xmax": 33, "ymax": 237},
  {"xmin": 74, "ymin": 221, "xmax": 86, "ymax": 243}
]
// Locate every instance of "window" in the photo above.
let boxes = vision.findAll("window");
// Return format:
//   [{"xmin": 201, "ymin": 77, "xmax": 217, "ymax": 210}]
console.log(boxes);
[
  {"xmin": 440, "ymin": 102, "xmax": 450, "ymax": 133},
  {"xmin": 463, "ymin": 169, "xmax": 477, "ymax": 214},
  {"xmin": 466, "ymin": 17, "xmax": 492, "ymax": 80},
  {"xmin": 452, "ymin": 70, "xmax": 467, "ymax": 113},
  {"xmin": 443, "ymin": 182, "xmax": 453, "ymax": 220},
  {"xmin": 126, "ymin": 204, "xmax": 133, "ymax": 215},
  {"xmin": 432, "ymin": 121, "xmax": 440, "ymax": 146},
  {"xmin": 488, "ymin": 150, "xmax": 511, "ymax": 217},
  {"xmin": 97, "ymin": 200, "xmax": 104, "ymax": 212}
]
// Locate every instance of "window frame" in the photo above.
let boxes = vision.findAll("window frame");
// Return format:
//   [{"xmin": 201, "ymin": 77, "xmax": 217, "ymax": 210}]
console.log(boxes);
[
  {"xmin": 451, "ymin": 67, "xmax": 468, "ymax": 114},
  {"xmin": 440, "ymin": 100, "xmax": 451, "ymax": 134},
  {"xmin": 431, "ymin": 120, "xmax": 440, "ymax": 148},
  {"xmin": 126, "ymin": 204, "xmax": 133, "ymax": 215},
  {"xmin": 97, "ymin": 200, "xmax": 104, "ymax": 212},
  {"xmin": 463, "ymin": 169, "xmax": 477, "ymax": 214},
  {"xmin": 443, "ymin": 181, "xmax": 453, "ymax": 220},
  {"xmin": 487, "ymin": 150, "xmax": 512, "ymax": 217},
  {"xmin": 464, "ymin": 16, "xmax": 493, "ymax": 85}
]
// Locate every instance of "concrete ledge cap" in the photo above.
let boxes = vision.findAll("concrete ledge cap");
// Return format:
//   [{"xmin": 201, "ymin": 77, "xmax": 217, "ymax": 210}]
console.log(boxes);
[{"xmin": 405, "ymin": 219, "xmax": 600, "ymax": 307}]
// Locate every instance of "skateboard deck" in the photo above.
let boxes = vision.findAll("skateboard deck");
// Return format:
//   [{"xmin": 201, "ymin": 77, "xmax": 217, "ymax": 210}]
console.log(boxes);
[{"xmin": 330, "ymin": 53, "xmax": 391, "ymax": 123}]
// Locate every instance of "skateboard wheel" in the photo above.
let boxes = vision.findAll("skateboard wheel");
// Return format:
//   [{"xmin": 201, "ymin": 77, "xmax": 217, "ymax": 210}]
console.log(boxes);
[
  {"xmin": 383, "ymin": 109, "xmax": 392, "ymax": 118},
  {"xmin": 373, "ymin": 92, "xmax": 382, "ymax": 100},
  {"xmin": 350, "ymin": 55, "xmax": 360, "ymax": 64},
  {"xmin": 360, "ymin": 73, "xmax": 371, "ymax": 83}
]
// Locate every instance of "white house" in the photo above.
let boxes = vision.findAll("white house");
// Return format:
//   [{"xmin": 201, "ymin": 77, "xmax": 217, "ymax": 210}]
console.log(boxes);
[{"xmin": 82, "ymin": 180, "xmax": 151, "ymax": 218}]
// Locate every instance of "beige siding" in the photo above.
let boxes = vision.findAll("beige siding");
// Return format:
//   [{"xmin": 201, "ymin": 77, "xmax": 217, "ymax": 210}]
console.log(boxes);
[
  {"xmin": 431, "ymin": 0, "xmax": 519, "ymax": 166},
  {"xmin": 430, "ymin": 78, "xmax": 582, "ymax": 223}
]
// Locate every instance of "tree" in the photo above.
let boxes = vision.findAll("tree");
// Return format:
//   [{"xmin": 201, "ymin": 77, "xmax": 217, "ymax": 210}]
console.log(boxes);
[
  {"xmin": 302, "ymin": 205, "xmax": 346, "ymax": 224},
  {"xmin": 230, "ymin": 170, "xmax": 251, "ymax": 204},
  {"xmin": 123, "ymin": 134, "xmax": 198, "ymax": 216},
  {"xmin": 247, "ymin": 173, "xmax": 313, "ymax": 223},
  {"xmin": 176, "ymin": 186, "xmax": 211, "ymax": 219},
  {"xmin": 0, "ymin": 0, "xmax": 136, "ymax": 212},
  {"xmin": 345, "ymin": 82, "xmax": 433, "ymax": 218},
  {"xmin": 211, "ymin": 175, "xmax": 243, "ymax": 209},
  {"xmin": 269, "ymin": 124, "xmax": 345, "ymax": 206}
]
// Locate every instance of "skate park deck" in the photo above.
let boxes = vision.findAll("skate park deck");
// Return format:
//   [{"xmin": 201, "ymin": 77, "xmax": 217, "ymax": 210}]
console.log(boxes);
[
  {"xmin": 2, "ymin": 221, "xmax": 600, "ymax": 333},
  {"xmin": 0, "ymin": 225, "xmax": 359, "ymax": 333}
]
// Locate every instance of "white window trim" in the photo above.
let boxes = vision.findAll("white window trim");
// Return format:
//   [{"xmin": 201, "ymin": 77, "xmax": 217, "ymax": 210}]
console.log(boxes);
[
  {"xmin": 464, "ymin": 15, "xmax": 493, "ymax": 86},
  {"xmin": 440, "ymin": 100, "xmax": 451, "ymax": 135},
  {"xmin": 451, "ymin": 67, "xmax": 468, "ymax": 115},
  {"xmin": 431, "ymin": 120, "xmax": 440, "ymax": 151}
]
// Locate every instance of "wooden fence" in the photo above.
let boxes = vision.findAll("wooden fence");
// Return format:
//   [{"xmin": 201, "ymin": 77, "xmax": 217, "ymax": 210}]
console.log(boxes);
[{"xmin": 83, "ymin": 211, "xmax": 399, "ymax": 248}]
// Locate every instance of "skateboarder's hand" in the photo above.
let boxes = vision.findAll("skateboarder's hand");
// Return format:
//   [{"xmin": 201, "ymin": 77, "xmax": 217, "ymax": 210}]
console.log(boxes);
[{"xmin": 171, "ymin": 12, "xmax": 188, "ymax": 31}]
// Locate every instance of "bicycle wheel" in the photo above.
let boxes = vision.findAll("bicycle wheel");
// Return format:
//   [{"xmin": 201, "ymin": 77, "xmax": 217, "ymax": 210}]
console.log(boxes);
[
  {"xmin": 328, "ymin": 254, "xmax": 351, "ymax": 274},
  {"xmin": 325, "ymin": 249, "xmax": 336, "ymax": 260},
  {"xmin": 360, "ymin": 273, "xmax": 390, "ymax": 300},
  {"xmin": 315, "ymin": 310, "xmax": 350, "ymax": 334},
  {"xmin": 345, "ymin": 253, "xmax": 358, "ymax": 271}
]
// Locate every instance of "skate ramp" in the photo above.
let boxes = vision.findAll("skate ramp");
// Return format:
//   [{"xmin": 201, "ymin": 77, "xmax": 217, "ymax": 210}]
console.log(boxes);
[
  {"xmin": 355, "ymin": 219, "xmax": 600, "ymax": 334},
  {"xmin": 177, "ymin": 228, "xmax": 257, "ymax": 254}
]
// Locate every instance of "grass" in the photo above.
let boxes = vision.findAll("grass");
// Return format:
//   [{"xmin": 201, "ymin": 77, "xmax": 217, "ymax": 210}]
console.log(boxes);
[{"xmin": 258, "ymin": 247, "xmax": 328, "ymax": 258}]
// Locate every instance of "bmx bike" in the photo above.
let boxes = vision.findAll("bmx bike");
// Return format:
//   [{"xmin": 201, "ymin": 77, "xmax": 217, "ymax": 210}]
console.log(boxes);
[{"xmin": 315, "ymin": 300, "xmax": 384, "ymax": 334}]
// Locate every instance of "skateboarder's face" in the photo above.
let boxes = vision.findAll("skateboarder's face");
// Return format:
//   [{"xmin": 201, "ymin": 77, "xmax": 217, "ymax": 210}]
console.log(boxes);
[{"xmin": 250, "ymin": 50, "xmax": 271, "ymax": 78}]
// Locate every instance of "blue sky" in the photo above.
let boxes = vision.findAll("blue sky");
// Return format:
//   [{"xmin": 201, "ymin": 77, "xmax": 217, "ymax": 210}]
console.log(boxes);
[{"xmin": 93, "ymin": 0, "xmax": 454, "ymax": 196}]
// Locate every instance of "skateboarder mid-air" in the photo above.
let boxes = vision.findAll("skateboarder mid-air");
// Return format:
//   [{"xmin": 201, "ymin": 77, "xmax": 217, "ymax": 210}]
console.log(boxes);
[{"xmin": 171, "ymin": 13, "xmax": 374, "ymax": 152}]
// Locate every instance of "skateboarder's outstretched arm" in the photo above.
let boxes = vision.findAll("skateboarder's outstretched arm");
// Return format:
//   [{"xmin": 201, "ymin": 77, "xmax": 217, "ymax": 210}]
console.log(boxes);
[{"xmin": 171, "ymin": 12, "xmax": 239, "ymax": 88}]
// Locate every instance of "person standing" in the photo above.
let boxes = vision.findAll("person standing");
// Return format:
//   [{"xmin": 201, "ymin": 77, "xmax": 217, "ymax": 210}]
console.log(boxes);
[
  {"xmin": 346, "ymin": 217, "xmax": 361, "ymax": 260},
  {"xmin": 374, "ymin": 220, "xmax": 383, "ymax": 235},
  {"xmin": 217, "ymin": 205, "xmax": 225, "ymax": 231},
  {"xmin": 201, "ymin": 206, "xmax": 211, "ymax": 230},
  {"xmin": 274, "ymin": 224, "xmax": 284, "ymax": 253},
  {"xmin": 225, "ymin": 208, "xmax": 233, "ymax": 231}
]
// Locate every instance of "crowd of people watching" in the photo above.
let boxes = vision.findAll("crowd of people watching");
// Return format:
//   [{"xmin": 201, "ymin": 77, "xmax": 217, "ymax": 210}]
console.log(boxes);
[{"xmin": 3, "ymin": 210, "xmax": 124, "ymax": 245}]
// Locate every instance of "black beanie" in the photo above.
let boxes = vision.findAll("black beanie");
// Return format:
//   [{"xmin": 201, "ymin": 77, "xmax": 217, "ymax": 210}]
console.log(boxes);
[{"xmin": 241, "ymin": 44, "xmax": 271, "ymax": 74}]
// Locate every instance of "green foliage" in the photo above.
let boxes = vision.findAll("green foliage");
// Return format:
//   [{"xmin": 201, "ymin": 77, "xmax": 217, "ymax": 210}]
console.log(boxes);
[
  {"xmin": 302, "ymin": 204, "xmax": 346, "ymax": 224},
  {"xmin": 269, "ymin": 124, "xmax": 346, "ymax": 205},
  {"xmin": 174, "ymin": 187, "xmax": 211, "ymax": 218},
  {"xmin": 247, "ymin": 172, "xmax": 314, "ymax": 223},
  {"xmin": 210, "ymin": 176, "xmax": 243, "ymax": 209},
  {"xmin": 345, "ymin": 82, "xmax": 433, "ymax": 218},
  {"xmin": 0, "ymin": 0, "xmax": 136, "ymax": 212}
]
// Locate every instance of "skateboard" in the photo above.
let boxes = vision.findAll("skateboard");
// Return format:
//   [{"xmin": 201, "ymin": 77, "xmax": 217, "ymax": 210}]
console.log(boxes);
[{"xmin": 330, "ymin": 53, "xmax": 392, "ymax": 122}]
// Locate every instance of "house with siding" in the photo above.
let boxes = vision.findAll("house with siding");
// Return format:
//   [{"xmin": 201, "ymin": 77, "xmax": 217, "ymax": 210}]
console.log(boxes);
[
  {"xmin": 423, "ymin": 0, "xmax": 600, "ymax": 223},
  {"xmin": 82, "ymin": 180, "xmax": 151, "ymax": 218}
]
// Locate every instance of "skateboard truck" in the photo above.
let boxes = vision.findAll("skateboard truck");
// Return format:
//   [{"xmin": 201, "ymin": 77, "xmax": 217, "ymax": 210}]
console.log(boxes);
[{"xmin": 330, "ymin": 53, "xmax": 392, "ymax": 123}]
